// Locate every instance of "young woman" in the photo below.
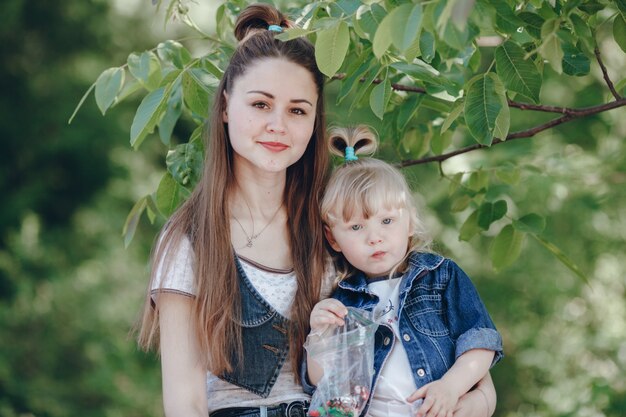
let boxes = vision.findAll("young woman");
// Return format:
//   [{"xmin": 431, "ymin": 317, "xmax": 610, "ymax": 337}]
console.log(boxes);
[{"xmin": 137, "ymin": 4, "xmax": 328, "ymax": 417}]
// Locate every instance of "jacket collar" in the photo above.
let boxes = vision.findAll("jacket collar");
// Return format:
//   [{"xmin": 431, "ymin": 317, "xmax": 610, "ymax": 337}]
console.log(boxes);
[{"xmin": 337, "ymin": 251, "xmax": 444, "ymax": 292}]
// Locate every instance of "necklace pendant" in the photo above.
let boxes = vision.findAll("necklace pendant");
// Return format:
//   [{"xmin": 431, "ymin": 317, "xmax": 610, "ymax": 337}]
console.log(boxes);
[{"xmin": 246, "ymin": 239, "xmax": 253, "ymax": 248}]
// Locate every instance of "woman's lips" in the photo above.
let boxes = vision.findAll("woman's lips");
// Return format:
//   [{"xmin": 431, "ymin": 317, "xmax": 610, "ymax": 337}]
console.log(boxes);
[{"xmin": 259, "ymin": 141, "xmax": 289, "ymax": 152}]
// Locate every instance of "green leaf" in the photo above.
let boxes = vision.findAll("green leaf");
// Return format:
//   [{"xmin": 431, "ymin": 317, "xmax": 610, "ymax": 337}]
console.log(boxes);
[
  {"xmin": 569, "ymin": 14, "xmax": 595, "ymax": 52},
  {"xmin": 122, "ymin": 196, "xmax": 147, "ymax": 248},
  {"xmin": 477, "ymin": 200, "xmax": 508, "ymax": 230},
  {"xmin": 430, "ymin": 129, "xmax": 452, "ymax": 155},
  {"xmin": 370, "ymin": 76, "xmax": 392, "ymax": 120},
  {"xmin": 391, "ymin": 62, "xmax": 457, "ymax": 94},
  {"xmin": 459, "ymin": 209, "xmax": 481, "ymax": 241},
  {"xmin": 275, "ymin": 28, "xmax": 313, "ymax": 41},
  {"xmin": 488, "ymin": 0, "xmax": 525, "ymax": 33},
  {"xmin": 613, "ymin": 15, "xmax": 626, "ymax": 54},
  {"xmin": 356, "ymin": 3, "xmax": 387, "ymax": 40},
  {"xmin": 157, "ymin": 40, "xmax": 192, "ymax": 69},
  {"xmin": 539, "ymin": 19, "xmax": 564, "ymax": 74},
  {"xmin": 130, "ymin": 86, "xmax": 169, "ymax": 149},
  {"xmin": 200, "ymin": 56, "xmax": 224, "ymax": 79},
  {"xmin": 451, "ymin": 195, "xmax": 472, "ymax": 212},
  {"xmin": 166, "ymin": 141, "xmax": 204, "ymax": 189},
  {"xmin": 490, "ymin": 225, "xmax": 525, "ymax": 270},
  {"xmin": 337, "ymin": 57, "xmax": 375, "ymax": 104},
  {"xmin": 441, "ymin": 100, "xmax": 464, "ymax": 134},
  {"xmin": 467, "ymin": 170, "xmax": 488, "ymax": 192},
  {"xmin": 350, "ymin": 63, "xmax": 383, "ymax": 114},
  {"xmin": 494, "ymin": 87, "xmax": 510, "ymax": 140},
  {"xmin": 513, "ymin": 213, "xmax": 546, "ymax": 234},
  {"xmin": 400, "ymin": 129, "xmax": 430, "ymax": 157},
  {"xmin": 146, "ymin": 194, "xmax": 159, "ymax": 224},
  {"xmin": 464, "ymin": 73, "xmax": 504, "ymax": 145},
  {"xmin": 495, "ymin": 40, "xmax": 542, "ymax": 103},
  {"xmin": 518, "ymin": 12, "xmax": 545, "ymax": 39},
  {"xmin": 448, "ymin": 172, "xmax": 464, "ymax": 196},
  {"xmin": 561, "ymin": 42, "xmax": 590, "ymax": 76},
  {"xmin": 182, "ymin": 69, "xmax": 215, "ymax": 116},
  {"xmin": 390, "ymin": 4, "xmax": 423, "ymax": 52},
  {"xmin": 156, "ymin": 172, "xmax": 191, "ymax": 217},
  {"xmin": 419, "ymin": 30, "xmax": 436, "ymax": 63},
  {"xmin": 373, "ymin": 10, "xmax": 394, "ymax": 58},
  {"xmin": 397, "ymin": 94, "xmax": 424, "ymax": 131},
  {"xmin": 315, "ymin": 21, "xmax": 350, "ymax": 77},
  {"xmin": 127, "ymin": 51, "xmax": 162, "ymax": 90},
  {"xmin": 532, "ymin": 234, "xmax": 589, "ymax": 284},
  {"xmin": 158, "ymin": 86, "xmax": 182, "ymax": 146},
  {"xmin": 95, "ymin": 67, "xmax": 124, "ymax": 115},
  {"xmin": 495, "ymin": 165, "xmax": 520, "ymax": 185}
]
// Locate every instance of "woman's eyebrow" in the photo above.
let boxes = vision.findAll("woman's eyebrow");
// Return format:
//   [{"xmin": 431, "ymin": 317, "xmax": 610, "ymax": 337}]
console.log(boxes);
[{"xmin": 247, "ymin": 90, "xmax": 313, "ymax": 107}]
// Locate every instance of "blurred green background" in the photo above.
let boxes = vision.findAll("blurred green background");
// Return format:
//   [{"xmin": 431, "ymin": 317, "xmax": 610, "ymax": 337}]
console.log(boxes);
[{"xmin": 1, "ymin": 1, "xmax": 625, "ymax": 416}]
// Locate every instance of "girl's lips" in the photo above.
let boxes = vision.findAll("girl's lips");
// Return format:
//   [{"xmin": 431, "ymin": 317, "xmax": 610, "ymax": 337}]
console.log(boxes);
[
  {"xmin": 259, "ymin": 141, "xmax": 289, "ymax": 152},
  {"xmin": 372, "ymin": 251, "xmax": 386, "ymax": 259}
]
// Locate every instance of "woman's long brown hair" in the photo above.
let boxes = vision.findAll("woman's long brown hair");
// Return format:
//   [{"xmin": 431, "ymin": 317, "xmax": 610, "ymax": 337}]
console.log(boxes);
[{"xmin": 137, "ymin": 3, "xmax": 329, "ymax": 382}]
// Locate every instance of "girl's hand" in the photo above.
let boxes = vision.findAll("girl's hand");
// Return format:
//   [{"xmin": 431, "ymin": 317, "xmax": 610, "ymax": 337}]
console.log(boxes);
[
  {"xmin": 309, "ymin": 299, "xmax": 348, "ymax": 334},
  {"xmin": 408, "ymin": 380, "xmax": 460, "ymax": 417}
]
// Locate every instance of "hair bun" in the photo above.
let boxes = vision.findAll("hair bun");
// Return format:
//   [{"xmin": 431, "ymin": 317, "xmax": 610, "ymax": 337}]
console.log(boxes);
[
  {"xmin": 328, "ymin": 125, "xmax": 378, "ymax": 159},
  {"xmin": 234, "ymin": 3, "xmax": 291, "ymax": 42}
]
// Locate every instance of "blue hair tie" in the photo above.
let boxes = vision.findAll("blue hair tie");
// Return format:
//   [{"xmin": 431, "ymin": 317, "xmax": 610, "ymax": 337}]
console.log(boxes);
[
  {"xmin": 268, "ymin": 25, "xmax": 283, "ymax": 33},
  {"xmin": 344, "ymin": 146, "xmax": 358, "ymax": 162}
]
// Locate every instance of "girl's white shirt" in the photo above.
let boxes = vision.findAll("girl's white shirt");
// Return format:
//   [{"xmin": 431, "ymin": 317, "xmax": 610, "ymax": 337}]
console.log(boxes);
[
  {"xmin": 366, "ymin": 277, "xmax": 418, "ymax": 417},
  {"xmin": 151, "ymin": 235, "xmax": 334, "ymax": 411}
]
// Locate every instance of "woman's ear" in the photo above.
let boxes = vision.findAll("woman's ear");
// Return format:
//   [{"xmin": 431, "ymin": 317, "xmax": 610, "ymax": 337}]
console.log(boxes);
[
  {"xmin": 222, "ymin": 92, "xmax": 229, "ymax": 123},
  {"xmin": 324, "ymin": 225, "xmax": 342, "ymax": 252}
]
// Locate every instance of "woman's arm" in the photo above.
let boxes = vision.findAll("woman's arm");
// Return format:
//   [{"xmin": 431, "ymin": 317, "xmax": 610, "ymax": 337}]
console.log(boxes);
[
  {"xmin": 159, "ymin": 293, "xmax": 208, "ymax": 417},
  {"xmin": 453, "ymin": 372, "xmax": 496, "ymax": 417}
]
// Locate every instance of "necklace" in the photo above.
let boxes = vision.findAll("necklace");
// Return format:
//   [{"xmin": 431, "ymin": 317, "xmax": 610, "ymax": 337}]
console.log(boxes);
[{"xmin": 232, "ymin": 195, "xmax": 282, "ymax": 248}]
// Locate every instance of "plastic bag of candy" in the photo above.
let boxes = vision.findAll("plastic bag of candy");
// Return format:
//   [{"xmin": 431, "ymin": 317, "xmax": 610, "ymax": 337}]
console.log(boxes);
[{"xmin": 305, "ymin": 307, "xmax": 378, "ymax": 417}]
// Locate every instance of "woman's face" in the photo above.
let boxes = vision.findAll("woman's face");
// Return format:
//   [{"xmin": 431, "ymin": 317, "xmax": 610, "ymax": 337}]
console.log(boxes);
[{"xmin": 223, "ymin": 58, "xmax": 318, "ymax": 175}]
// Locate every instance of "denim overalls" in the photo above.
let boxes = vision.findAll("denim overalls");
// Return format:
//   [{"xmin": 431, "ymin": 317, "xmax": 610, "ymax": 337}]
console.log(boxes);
[{"xmin": 302, "ymin": 252, "xmax": 503, "ymax": 416}]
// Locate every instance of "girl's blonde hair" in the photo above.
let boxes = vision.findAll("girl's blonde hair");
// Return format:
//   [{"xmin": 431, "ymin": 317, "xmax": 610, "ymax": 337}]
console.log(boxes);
[
  {"xmin": 137, "ymin": 3, "xmax": 329, "ymax": 382},
  {"xmin": 321, "ymin": 126, "xmax": 431, "ymax": 280}
]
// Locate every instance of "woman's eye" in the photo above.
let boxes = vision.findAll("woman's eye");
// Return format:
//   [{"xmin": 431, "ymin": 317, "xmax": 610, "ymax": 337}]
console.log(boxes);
[
  {"xmin": 382, "ymin": 218, "xmax": 393, "ymax": 225},
  {"xmin": 350, "ymin": 225, "xmax": 362, "ymax": 231},
  {"xmin": 291, "ymin": 108, "xmax": 306, "ymax": 115},
  {"xmin": 253, "ymin": 102, "xmax": 269, "ymax": 109}
]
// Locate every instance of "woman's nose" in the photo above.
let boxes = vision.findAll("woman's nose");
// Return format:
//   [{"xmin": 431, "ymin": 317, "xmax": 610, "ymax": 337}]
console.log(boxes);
[{"xmin": 266, "ymin": 111, "xmax": 286, "ymax": 134}]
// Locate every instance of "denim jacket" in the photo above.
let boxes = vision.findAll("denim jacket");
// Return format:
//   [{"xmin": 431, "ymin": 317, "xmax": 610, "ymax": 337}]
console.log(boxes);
[
  {"xmin": 302, "ymin": 252, "xmax": 503, "ymax": 415},
  {"xmin": 219, "ymin": 256, "xmax": 292, "ymax": 398}
]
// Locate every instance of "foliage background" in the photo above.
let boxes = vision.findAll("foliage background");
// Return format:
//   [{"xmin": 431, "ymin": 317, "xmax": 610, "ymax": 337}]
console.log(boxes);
[{"xmin": 1, "ymin": 1, "xmax": 625, "ymax": 416}]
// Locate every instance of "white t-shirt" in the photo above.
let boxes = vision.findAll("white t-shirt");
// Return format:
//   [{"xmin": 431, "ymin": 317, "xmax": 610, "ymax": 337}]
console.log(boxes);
[
  {"xmin": 367, "ymin": 277, "xmax": 418, "ymax": 417},
  {"xmin": 151, "ymin": 236, "xmax": 321, "ymax": 411}
]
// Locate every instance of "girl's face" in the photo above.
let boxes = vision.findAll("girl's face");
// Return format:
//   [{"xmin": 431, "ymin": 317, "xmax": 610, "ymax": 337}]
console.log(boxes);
[
  {"xmin": 325, "ymin": 207, "xmax": 412, "ymax": 278},
  {"xmin": 223, "ymin": 58, "xmax": 318, "ymax": 175}
]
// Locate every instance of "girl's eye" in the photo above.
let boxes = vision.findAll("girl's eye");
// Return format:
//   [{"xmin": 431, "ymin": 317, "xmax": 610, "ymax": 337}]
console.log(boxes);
[
  {"xmin": 350, "ymin": 224, "xmax": 362, "ymax": 231},
  {"xmin": 382, "ymin": 218, "xmax": 393, "ymax": 225}
]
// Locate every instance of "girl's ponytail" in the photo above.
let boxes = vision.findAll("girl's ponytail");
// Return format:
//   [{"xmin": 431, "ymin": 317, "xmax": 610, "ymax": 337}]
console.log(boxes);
[{"xmin": 328, "ymin": 125, "xmax": 378, "ymax": 160}]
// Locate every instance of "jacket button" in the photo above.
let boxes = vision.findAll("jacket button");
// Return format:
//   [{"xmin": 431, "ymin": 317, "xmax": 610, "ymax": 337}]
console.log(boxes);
[
  {"xmin": 383, "ymin": 337, "xmax": 391, "ymax": 346},
  {"xmin": 417, "ymin": 368, "xmax": 426, "ymax": 377},
  {"xmin": 403, "ymin": 334, "xmax": 411, "ymax": 342}
]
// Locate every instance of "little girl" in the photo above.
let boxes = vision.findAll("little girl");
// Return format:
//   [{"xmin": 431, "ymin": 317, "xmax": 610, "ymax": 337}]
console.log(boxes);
[{"xmin": 304, "ymin": 126, "xmax": 503, "ymax": 417}]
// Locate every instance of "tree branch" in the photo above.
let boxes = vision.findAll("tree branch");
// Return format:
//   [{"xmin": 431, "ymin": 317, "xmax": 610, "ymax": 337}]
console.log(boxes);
[
  {"xmin": 397, "ymin": 98, "xmax": 626, "ymax": 168},
  {"xmin": 594, "ymin": 47, "xmax": 622, "ymax": 100}
]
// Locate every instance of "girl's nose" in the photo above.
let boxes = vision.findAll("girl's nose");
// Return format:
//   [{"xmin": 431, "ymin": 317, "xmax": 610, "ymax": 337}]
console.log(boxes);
[{"xmin": 368, "ymin": 232, "xmax": 383, "ymax": 245}]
